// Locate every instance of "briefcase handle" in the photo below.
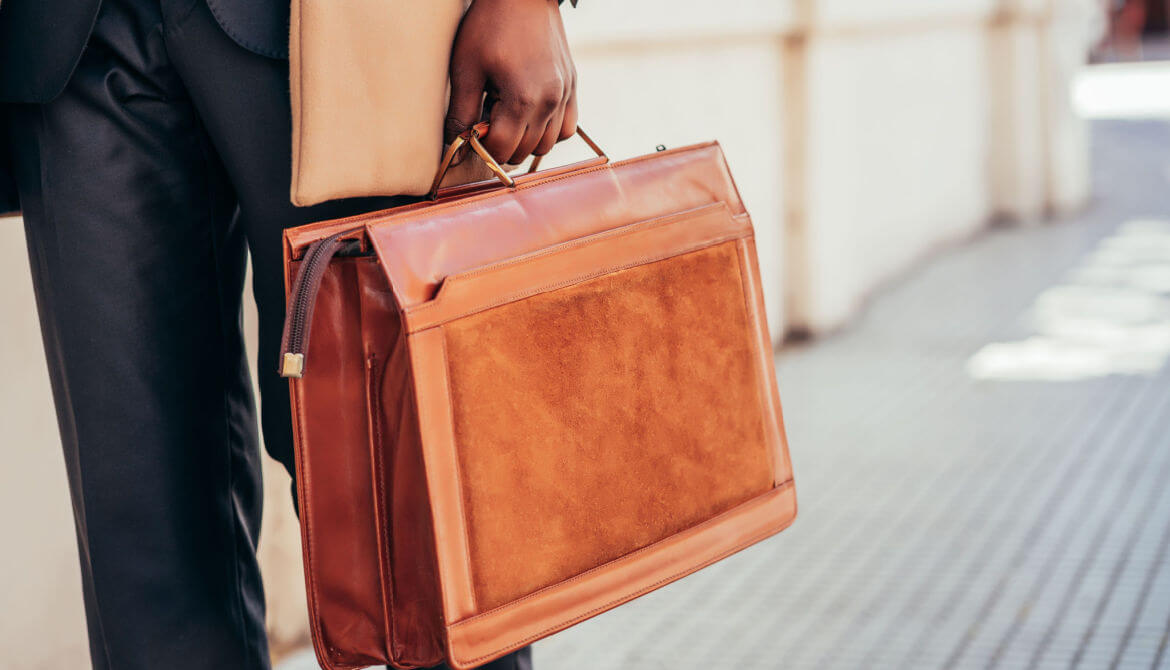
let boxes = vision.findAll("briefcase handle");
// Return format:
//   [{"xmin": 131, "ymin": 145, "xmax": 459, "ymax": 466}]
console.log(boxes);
[{"xmin": 428, "ymin": 121, "xmax": 607, "ymax": 199}]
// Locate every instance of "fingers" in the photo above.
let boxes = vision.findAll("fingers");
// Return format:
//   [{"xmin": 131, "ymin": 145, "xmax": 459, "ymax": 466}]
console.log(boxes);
[
  {"xmin": 533, "ymin": 78, "xmax": 573, "ymax": 158},
  {"xmin": 445, "ymin": 67, "xmax": 487, "ymax": 145},
  {"xmin": 483, "ymin": 73, "xmax": 571, "ymax": 165},
  {"xmin": 559, "ymin": 86, "xmax": 579, "ymax": 142},
  {"xmin": 447, "ymin": 0, "xmax": 579, "ymax": 165},
  {"xmin": 531, "ymin": 107, "xmax": 565, "ymax": 160},
  {"xmin": 480, "ymin": 110, "xmax": 525, "ymax": 166},
  {"xmin": 511, "ymin": 119, "xmax": 550, "ymax": 165},
  {"xmin": 531, "ymin": 72, "xmax": 578, "ymax": 160}
]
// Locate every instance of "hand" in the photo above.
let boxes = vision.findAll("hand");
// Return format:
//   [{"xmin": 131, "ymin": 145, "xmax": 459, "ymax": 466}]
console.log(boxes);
[{"xmin": 446, "ymin": 0, "xmax": 578, "ymax": 165}]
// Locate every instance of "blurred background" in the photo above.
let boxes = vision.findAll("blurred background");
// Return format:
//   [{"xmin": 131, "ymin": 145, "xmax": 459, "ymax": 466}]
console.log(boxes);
[{"xmin": 6, "ymin": 0, "xmax": 1170, "ymax": 668}]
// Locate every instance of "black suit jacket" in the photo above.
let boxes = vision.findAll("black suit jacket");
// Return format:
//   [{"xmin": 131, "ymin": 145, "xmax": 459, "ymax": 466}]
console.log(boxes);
[
  {"xmin": 0, "ymin": 0, "xmax": 289, "ymax": 104},
  {"xmin": 0, "ymin": 0, "xmax": 291, "ymax": 213}
]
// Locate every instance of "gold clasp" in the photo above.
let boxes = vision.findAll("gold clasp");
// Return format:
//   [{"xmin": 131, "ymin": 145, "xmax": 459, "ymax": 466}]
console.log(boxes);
[{"xmin": 428, "ymin": 123, "xmax": 606, "ymax": 200}]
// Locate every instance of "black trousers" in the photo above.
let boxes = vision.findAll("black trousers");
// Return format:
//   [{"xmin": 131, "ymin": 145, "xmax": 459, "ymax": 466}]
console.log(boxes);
[{"xmin": 4, "ymin": 1, "xmax": 531, "ymax": 668}]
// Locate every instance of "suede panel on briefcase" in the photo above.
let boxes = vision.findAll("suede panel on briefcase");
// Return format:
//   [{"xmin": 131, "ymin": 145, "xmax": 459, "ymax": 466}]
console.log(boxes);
[{"xmin": 278, "ymin": 125, "xmax": 797, "ymax": 670}]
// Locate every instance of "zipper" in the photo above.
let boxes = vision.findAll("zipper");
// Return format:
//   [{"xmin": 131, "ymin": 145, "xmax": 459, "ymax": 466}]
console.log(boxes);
[{"xmin": 278, "ymin": 229, "xmax": 361, "ymax": 378}]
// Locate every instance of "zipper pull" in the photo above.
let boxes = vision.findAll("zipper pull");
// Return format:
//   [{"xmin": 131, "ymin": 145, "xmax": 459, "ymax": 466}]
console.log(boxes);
[{"xmin": 281, "ymin": 353, "xmax": 306, "ymax": 379}]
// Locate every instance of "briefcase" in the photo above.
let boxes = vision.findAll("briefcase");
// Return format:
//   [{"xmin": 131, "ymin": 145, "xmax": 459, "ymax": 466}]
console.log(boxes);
[{"xmin": 277, "ymin": 124, "xmax": 797, "ymax": 670}]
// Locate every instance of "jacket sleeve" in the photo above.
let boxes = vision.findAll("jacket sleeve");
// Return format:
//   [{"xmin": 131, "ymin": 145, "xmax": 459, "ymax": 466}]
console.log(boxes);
[{"xmin": 0, "ymin": 107, "xmax": 18, "ymax": 218}]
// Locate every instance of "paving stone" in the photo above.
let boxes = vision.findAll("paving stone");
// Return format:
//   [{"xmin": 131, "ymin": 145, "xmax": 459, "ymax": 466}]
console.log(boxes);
[{"xmin": 533, "ymin": 119, "xmax": 1170, "ymax": 670}]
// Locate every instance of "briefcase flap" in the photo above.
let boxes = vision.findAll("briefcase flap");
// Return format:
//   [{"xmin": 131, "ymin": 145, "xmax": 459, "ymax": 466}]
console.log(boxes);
[{"xmin": 356, "ymin": 142, "xmax": 745, "ymax": 308}]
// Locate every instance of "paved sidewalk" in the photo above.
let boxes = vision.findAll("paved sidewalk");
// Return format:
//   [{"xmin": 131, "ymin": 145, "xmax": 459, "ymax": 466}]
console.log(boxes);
[
  {"xmin": 281, "ymin": 120, "xmax": 1170, "ymax": 670},
  {"xmin": 532, "ymin": 119, "xmax": 1170, "ymax": 670}
]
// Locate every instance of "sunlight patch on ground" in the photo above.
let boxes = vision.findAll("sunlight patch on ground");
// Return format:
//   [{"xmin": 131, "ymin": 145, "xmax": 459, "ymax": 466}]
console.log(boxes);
[
  {"xmin": 967, "ymin": 220, "xmax": 1170, "ymax": 381},
  {"xmin": 1074, "ymin": 61, "xmax": 1170, "ymax": 119}
]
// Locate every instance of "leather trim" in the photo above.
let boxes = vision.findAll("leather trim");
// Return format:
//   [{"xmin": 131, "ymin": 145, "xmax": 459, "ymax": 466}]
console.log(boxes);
[
  {"xmin": 404, "ymin": 204, "xmax": 750, "ymax": 333},
  {"xmin": 289, "ymin": 260, "xmax": 390, "ymax": 670},
  {"xmin": 365, "ymin": 352, "xmax": 398, "ymax": 661},
  {"xmin": 368, "ymin": 142, "xmax": 747, "ymax": 310},
  {"xmin": 409, "ymin": 329, "xmax": 478, "ymax": 623},
  {"xmin": 736, "ymin": 236, "xmax": 790, "ymax": 485},
  {"xmin": 291, "ymin": 377, "xmax": 357, "ymax": 670},
  {"xmin": 285, "ymin": 142, "xmax": 733, "ymax": 258},
  {"xmin": 444, "ymin": 482, "xmax": 796, "ymax": 669}
]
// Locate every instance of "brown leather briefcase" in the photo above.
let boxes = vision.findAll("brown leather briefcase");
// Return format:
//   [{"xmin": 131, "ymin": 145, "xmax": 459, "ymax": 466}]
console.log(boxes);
[{"xmin": 277, "ymin": 124, "xmax": 797, "ymax": 670}]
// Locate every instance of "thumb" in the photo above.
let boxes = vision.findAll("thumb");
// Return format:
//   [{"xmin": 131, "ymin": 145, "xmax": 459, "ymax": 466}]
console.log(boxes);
[{"xmin": 446, "ymin": 67, "xmax": 487, "ymax": 145}]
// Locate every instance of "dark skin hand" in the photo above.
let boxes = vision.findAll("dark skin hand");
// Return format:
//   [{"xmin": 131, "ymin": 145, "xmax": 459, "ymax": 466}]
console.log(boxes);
[{"xmin": 446, "ymin": 0, "xmax": 578, "ymax": 165}]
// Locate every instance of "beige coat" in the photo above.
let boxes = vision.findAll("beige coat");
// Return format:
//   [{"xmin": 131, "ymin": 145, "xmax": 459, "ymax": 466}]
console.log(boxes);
[{"xmin": 290, "ymin": 0, "xmax": 476, "ymax": 206}]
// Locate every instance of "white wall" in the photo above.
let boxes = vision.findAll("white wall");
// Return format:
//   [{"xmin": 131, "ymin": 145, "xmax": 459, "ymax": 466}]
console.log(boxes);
[
  {"xmin": 564, "ymin": 0, "xmax": 1095, "ymax": 336},
  {"xmin": 1044, "ymin": 0, "xmax": 1096, "ymax": 214},
  {"xmin": 794, "ymin": 18, "xmax": 995, "ymax": 332},
  {"xmin": 791, "ymin": 0, "xmax": 1094, "ymax": 333},
  {"xmin": 563, "ymin": 0, "xmax": 796, "ymax": 338}
]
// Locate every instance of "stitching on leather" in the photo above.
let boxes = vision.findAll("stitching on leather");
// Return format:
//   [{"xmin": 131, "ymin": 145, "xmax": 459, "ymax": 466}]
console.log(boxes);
[
  {"xmin": 366, "ymin": 354, "xmax": 400, "ymax": 658},
  {"xmin": 409, "ymin": 207, "xmax": 743, "ymax": 318},
  {"xmin": 450, "ymin": 480, "xmax": 794, "ymax": 625},
  {"xmin": 409, "ymin": 223, "xmax": 741, "ymax": 318},
  {"xmin": 293, "ymin": 143, "xmax": 725, "ymax": 246},
  {"xmin": 440, "ymin": 331, "xmax": 479, "ymax": 614},
  {"xmin": 362, "ymin": 145, "xmax": 740, "ymax": 270},
  {"xmin": 451, "ymin": 482, "xmax": 796, "ymax": 665},
  {"xmin": 294, "ymin": 344, "xmax": 370, "ymax": 670},
  {"xmin": 457, "ymin": 526, "xmax": 785, "ymax": 664},
  {"xmin": 409, "ymin": 234, "xmax": 754, "ymax": 333},
  {"xmin": 412, "ymin": 234, "xmax": 750, "ymax": 329},
  {"xmin": 416, "ymin": 205, "xmax": 736, "ymax": 290},
  {"xmin": 389, "ymin": 144, "xmax": 738, "ymax": 224},
  {"xmin": 383, "ymin": 165, "xmax": 675, "ymax": 240},
  {"xmin": 291, "ymin": 383, "xmax": 333, "ymax": 667}
]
